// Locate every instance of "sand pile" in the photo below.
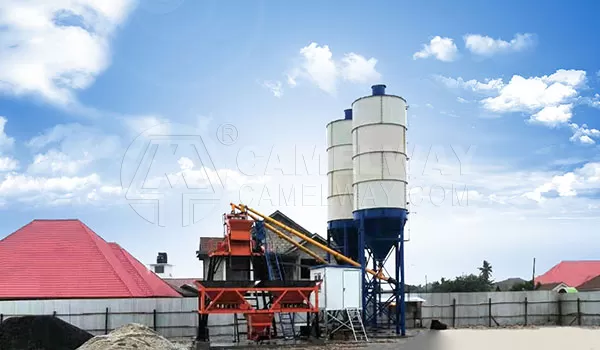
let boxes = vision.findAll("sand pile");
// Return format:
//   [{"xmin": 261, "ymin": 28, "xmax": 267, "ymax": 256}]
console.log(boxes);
[
  {"xmin": 0, "ymin": 315, "xmax": 93, "ymax": 350},
  {"xmin": 77, "ymin": 323, "xmax": 185, "ymax": 350}
]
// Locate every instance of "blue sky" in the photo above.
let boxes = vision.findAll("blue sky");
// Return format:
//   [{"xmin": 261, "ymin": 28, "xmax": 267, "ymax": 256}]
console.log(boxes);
[{"xmin": 1, "ymin": 0, "xmax": 600, "ymax": 284}]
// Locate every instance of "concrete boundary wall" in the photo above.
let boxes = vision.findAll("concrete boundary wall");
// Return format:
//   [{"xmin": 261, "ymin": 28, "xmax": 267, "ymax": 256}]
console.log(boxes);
[
  {"xmin": 416, "ymin": 291, "xmax": 600, "ymax": 328},
  {"xmin": 0, "ymin": 297, "xmax": 309, "ymax": 341},
  {"xmin": 0, "ymin": 298, "xmax": 231, "ymax": 340},
  {"xmin": 3, "ymin": 291, "xmax": 600, "ymax": 340}
]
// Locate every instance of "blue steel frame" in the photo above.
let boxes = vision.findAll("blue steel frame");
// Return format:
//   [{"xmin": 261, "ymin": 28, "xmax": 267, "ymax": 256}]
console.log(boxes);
[
  {"xmin": 355, "ymin": 208, "xmax": 407, "ymax": 336},
  {"xmin": 326, "ymin": 219, "xmax": 356, "ymax": 263}
]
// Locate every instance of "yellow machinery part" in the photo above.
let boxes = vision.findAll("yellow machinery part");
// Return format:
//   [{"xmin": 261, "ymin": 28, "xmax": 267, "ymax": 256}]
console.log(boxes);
[{"xmin": 231, "ymin": 203, "xmax": 397, "ymax": 286}]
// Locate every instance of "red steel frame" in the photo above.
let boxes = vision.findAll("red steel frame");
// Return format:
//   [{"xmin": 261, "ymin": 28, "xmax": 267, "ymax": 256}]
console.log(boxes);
[{"xmin": 196, "ymin": 282, "xmax": 321, "ymax": 341}]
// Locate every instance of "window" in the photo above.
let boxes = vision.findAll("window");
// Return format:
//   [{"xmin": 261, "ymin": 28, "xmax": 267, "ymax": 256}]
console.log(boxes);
[
  {"xmin": 300, "ymin": 259, "xmax": 318, "ymax": 279},
  {"xmin": 154, "ymin": 265, "xmax": 165, "ymax": 274}
]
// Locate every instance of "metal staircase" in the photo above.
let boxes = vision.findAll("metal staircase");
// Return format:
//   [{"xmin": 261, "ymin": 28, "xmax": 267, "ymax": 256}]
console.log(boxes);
[
  {"xmin": 346, "ymin": 308, "xmax": 368, "ymax": 341},
  {"xmin": 260, "ymin": 222, "xmax": 296, "ymax": 340}
]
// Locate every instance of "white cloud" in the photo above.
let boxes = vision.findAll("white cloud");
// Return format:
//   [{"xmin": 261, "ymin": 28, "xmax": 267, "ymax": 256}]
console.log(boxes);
[
  {"xmin": 457, "ymin": 97, "xmax": 469, "ymax": 104},
  {"xmin": 86, "ymin": 185, "xmax": 123, "ymax": 202},
  {"xmin": 339, "ymin": 53, "xmax": 381, "ymax": 83},
  {"xmin": 146, "ymin": 156, "xmax": 270, "ymax": 192},
  {"xmin": 464, "ymin": 33, "xmax": 535, "ymax": 56},
  {"xmin": 0, "ymin": 117, "xmax": 18, "ymax": 172},
  {"xmin": 413, "ymin": 36, "xmax": 458, "ymax": 62},
  {"xmin": 434, "ymin": 75, "xmax": 504, "ymax": 93},
  {"xmin": 0, "ymin": 172, "xmax": 123, "ymax": 207},
  {"xmin": 0, "ymin": 0, "xmax": 137, "ymax": 105},
  {"xmin": 582, "ymin": 93, "xmax": 600, "ymax": 108},
  {"xmin": 0, "ymin": 157, "xmax": 19, "ymax": 172},
  {"xmin": 0, "ymin": 117, "xmax": 15, "ymax": 149},
  {"xmin": 123, "ymin": 116, "xmax": 171, "ymax": 136},
  {"xmin": 482, "ymin": 70, "xmax": 586, "ymax": 113},
  {"xmin": 529, "ymin": 104, "xmax": 573, "ymax": 127},
  {"xmin": 27, "ymin": 149, "xmax": 91, "ymax": 175},
  {"xmin": 284, "ymin": 42, "xmax": 381, "ymax": 94},
  {"xmin": 570, "ymin": 123, "xmax": 600, "ymax": 145},
  {"xmin": 26, "ymin": 123, "xmax": 121, "ymax": 175},
  {"xmin": 0, "ymin": 118, "xmax": 131, "ymax": 207},
  {"xmin": 294, "ymin": 43, "xmax": 338, "ymax": 94},
  {"xmin": 0, "ymin": 120, "xmax": 125, "ymax": 207},
  {"xmin": 286, "ymin": 72, "xmax": 298, "ymax": 87},
  {"xmin": 437, "ymin": 69, "xmax": 594, "ymax": 133},
  {"xmin": 524, "ymin": 162, "xmax": 600, "ymax": 202},
  {"xmin": 0, "ymin": 172, "xmax": 100, "ymax": 196},
  {"xmin": 261, "ymin": 80, "xmax": 283, "ymax": 98}
]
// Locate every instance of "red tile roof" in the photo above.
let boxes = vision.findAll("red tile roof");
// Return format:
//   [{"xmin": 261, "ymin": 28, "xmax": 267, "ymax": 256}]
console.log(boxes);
[
  {"xmin": 0, "ymin": 219, "xmax": 181, "ymax": 299},
  {"xmin": 163, "ymin": 278, "xmax": 201, "ymax": 297},
  {"xmin": 535, "ymin": 260, "xmax": 600, "ymax": 287},
  {"xmin": 576, "ymin": 275, "xmax": 600, "ymax": 291}
]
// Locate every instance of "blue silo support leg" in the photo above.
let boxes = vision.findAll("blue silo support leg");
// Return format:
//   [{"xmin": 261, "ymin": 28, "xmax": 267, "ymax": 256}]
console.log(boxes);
[
  {"xmin": 395, "ymin": 240, "xmax": 400, "ymax": 335},
  {"xmin": 378, "ymin": 261, "xmax": 383, "ymax": 328},
  {"xmin": 326, "ymin": 231, "xmax": 331, "ymax": 263},
  {"xmin": 343, "ymin": 226, "xmax": 349, "ymax": 259},
  {"xmin": 359, "ymin": 219, "xmax": 367, "ymax": 324},
  {"xmin": 372, "ymin": 258, "xmax": 378, "ymax": 328},
  {"xmin": 399, "ymin": 234, "xmax": 406, "ymax": 336}
]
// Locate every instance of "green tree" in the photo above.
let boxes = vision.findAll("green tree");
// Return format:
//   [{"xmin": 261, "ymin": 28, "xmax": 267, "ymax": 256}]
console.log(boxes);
[
  {"xmin": 510, "ymin": 280, "xmax": 542, "ymax": 291},
  {"xmin": 478, "ymin": 260, "xmax": 493, "ymax": 284},
  {"xmin": 428, "ymin": 274, "xmax": 492, "ymax": 293}
]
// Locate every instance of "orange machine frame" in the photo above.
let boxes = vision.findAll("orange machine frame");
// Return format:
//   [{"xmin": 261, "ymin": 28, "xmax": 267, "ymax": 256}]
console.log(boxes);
[
  {"xmin": 196, "ymin": 281, "xmax": 321, "ymax": 341},
  {"xmin": 209, "ymin": 212, "xmax": 262, "ymax": 257}
]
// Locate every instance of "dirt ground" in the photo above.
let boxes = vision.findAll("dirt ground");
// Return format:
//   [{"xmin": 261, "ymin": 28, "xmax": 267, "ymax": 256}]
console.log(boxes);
[
  {"xmin": 251, "ymin": 327, "xmax": 600, "ymax": 350},
  {"xmin": 202, "ymin": 336, "xmax": 421, "ymax": 350},
  {"xmin": 190, "ymin": 327, "xmax": 600, "ymax": 349},
  {"xmin": 315, "ymin": 327, "xmax": 600, "ymax": 350}
]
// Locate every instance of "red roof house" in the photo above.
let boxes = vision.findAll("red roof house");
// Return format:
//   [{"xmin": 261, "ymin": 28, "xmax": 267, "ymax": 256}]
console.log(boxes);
[
  {"xmin": 0, "ymin": 219, "xmax": 181, "ymax": 299},
  {"xmin": 535, "ymin": 260, "xmax": 600, "ymax": 288}
]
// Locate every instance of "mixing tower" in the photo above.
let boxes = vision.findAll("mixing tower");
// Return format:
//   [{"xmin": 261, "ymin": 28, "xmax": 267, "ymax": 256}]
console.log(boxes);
[{"xmin": 352, "ymin": 84, "xmax": 408, "ymax": 336}]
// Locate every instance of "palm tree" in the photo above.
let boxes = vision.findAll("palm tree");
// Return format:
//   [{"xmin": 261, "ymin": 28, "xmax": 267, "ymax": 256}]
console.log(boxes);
[{"xmin": 478, "ymin": 260, "xmax": 493, "ymax": 283}]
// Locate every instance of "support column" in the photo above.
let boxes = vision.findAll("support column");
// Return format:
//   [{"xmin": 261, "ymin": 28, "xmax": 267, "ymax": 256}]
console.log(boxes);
[
  {"xmin": 343, "ymin": 225, "xmax": 349, "ymax": 259},
  {"xmin": 359, "ymin": 219, "xmax": 367, "ymax": 323},
  {"xmin": 399, "ymin": 232, "xmax": 406, "ymax": 336},
  {"xmin": 372, "ymin": 258, "xmax": 378, "ymax": 328},
  {"xmin": 326, "ymin": 230, "xmax": 331, "ymax": 263},
  {"xmin": 395, "ymin": 240, "xmax": 401, "ymax": 335}
]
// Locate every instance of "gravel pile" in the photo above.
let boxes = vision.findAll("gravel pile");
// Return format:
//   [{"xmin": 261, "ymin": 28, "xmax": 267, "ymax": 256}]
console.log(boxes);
[
  {"xmin": 77, "ymin": 323, "xmax": 186, "ymax": 350},
  {"xmin": 0, "ymin": 315, "xmax": 93, "ymax": 350}
]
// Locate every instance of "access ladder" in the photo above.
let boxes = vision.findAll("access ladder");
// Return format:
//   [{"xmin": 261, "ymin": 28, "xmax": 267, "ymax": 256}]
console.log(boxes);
[
  {"xmin": 346, "ymin": 308, "xmax": 368, "ymax": 342},
  {"xmin": 261, "ymin": 223, "xmax": 296, "ymax": 340}
]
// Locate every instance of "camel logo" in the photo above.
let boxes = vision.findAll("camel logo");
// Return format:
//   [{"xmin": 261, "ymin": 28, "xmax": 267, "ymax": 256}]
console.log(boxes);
[{"xmin": 120, "ymin": 122, "xmax": 225, "ymax": 228}]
